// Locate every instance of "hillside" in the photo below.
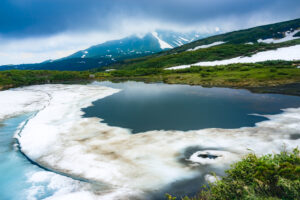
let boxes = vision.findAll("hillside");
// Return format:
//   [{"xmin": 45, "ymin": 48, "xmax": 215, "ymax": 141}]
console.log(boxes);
[{"xmin": 105, "ymin": 18, "xmax": 300, "ymax": 71}]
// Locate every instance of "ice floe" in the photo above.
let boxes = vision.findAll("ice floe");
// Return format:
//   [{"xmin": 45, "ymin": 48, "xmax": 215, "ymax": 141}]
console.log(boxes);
[{"xmin": 26, "ymin": 171, "xmax": 87, "ymax": 200}]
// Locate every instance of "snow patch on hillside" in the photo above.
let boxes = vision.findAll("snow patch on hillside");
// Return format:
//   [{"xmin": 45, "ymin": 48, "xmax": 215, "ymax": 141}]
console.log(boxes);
[
  {"xmin": 187, "ymin": 41, "xmax": 225, "ymax": 51},
  {"xmin": 81, "ymin": 51, "xmax": 88, "ymax": 58},
  {"xmin": 167, "ymin": 44, "xmax": 300, "ymax": 69},
  {"xmin": 179, "ymin": 36, "xmax": 189, "ymax": 42},
  {"xmin": 258, "ymin": 30, "xmax": 300, "ymax": 44},
  {"xmin": 151, "ymin": 32, "xmax": 173, "ymax": 49}
]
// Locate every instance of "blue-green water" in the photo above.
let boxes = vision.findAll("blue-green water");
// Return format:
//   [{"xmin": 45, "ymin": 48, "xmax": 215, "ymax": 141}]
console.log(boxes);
[
  {"xmin": 0, "ymin": 115, "xmax": 59, "ymax": 200},
  {"xmin": 83, "ymin": 82, "xmax": 300, "ymax": 133}
]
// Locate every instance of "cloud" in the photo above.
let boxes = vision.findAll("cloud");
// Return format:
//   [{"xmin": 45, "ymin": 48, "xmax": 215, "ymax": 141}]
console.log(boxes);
[
  {"xmin": 1, "ymin": 0, "xmax": 299, "ymax": 38},
  {"xmin": 0, "ymin": 0, "xmax": 299, "ymax": 65},
  {"xmin": 0, "ymin": 31, "xmax": 128, "ymax": 65}
]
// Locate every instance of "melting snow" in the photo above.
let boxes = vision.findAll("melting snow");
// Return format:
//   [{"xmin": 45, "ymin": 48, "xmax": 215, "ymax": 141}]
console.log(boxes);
[
  {"xmin": 187, "ymin": 41, "xmax": 225, "ymax": 51},
  {"xmin": 179, "ymin": 36, "xmax": 189, "ymax": 42},
  {"xmin": 167, "ymin": 44, "xmax": 300, "ymax": 69},
  {"xmin": 258, "ymin": 30, "xmax": 300, "ymax": 44},
  {"xmin": 1, "ymin": 83, "xmax": 299, "ymax": 199},
  {"xmin": 105, "ymin": 69, "xmax": 116, "ymax": 72}
]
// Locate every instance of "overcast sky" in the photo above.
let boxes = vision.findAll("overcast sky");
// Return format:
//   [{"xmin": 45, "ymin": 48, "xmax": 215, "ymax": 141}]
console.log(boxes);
[{"xmin": 0, "ymin": 0, "xmax": 299, "ymax": 65}]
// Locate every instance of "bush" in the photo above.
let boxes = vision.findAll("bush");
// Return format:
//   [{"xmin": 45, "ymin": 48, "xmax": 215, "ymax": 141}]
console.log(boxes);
[
  {"xmin": 168, "ymin": 148, "xmax": 300, "ymax": 200},
  {"xmin": 277, "ymin": 72, "xmax": 288, "ymax": 75}
]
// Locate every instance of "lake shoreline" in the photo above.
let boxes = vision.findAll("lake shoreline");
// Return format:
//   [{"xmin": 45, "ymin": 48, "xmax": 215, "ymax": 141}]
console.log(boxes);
[
  {"xmin": 96, "ymin": 77, "xmax": 300, "ymax": 97},
  {"xmin": 3, "ymin": 78, "xmax": 300, "ymax": 97},
  {"xmin": 0, "ymin": 83, "xmax": 298, "ymax": 199}
]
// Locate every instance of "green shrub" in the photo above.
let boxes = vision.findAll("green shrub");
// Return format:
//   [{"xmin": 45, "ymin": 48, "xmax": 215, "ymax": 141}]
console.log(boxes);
[
  {"xmin": 270, "ymin": 68, "xmax": 277, "ymax": 73},
  {"xmin": 277, "ymin": 72, "xmax": 288, "ymax": 75},
  {"xmin": 168, "ymin": 149, "xmax": 300, "ymax": 200}
]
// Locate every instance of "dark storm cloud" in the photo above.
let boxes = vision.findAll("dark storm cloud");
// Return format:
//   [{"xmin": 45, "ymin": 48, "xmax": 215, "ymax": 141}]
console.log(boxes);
[{"xmin": 0, "ymin": 0, "xmax": 299, "ymax": 38}]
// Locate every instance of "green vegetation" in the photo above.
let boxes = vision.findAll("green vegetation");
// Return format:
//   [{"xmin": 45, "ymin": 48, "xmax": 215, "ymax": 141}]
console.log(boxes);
[
  {"xmin": 170, "ymin": 18, "xmax": 300, "ymax": 52},
  {"xmin": 294, "ymin": 31, "xmax": 300, "ymax": 37},
  {"xmin": 102, "ymin": 61, "xmax": 300, "ymax": 88},
  {"xmin": 0, "ymin": 70, "xmax": 91, "ymax": 90},
  {"xmin": 166, "ymin": 148, "xmax": 300, "ymax": 200},
  {"xmin": 1, "ymin": 61, "xmax": 300, "ymax": 92}
]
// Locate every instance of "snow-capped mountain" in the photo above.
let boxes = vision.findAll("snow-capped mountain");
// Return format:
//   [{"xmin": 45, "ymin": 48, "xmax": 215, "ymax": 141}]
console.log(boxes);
[
  {"xmin": 154, "ymin": 30, "xmax": 209, "ymax": 48},
  {"xmin": 0, "ymin": 30, "xmax": 207, "ymax": 71},
  {"xmin": 64, "ymin": 30, "xmax": 205, "ymax": 61}
]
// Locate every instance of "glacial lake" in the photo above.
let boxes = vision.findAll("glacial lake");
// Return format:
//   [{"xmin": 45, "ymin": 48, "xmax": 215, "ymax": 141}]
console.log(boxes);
[
  {"xmin": 1, "ymin": 82, "xmax": 300, "ymax": 199},
  {"xmin": 83, "ymin": 81, "xmax": 300, "ymax": 133}
]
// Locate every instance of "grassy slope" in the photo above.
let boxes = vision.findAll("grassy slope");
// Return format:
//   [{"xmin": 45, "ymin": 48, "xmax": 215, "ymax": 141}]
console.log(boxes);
[
  {"xmin": 99, "ymin": 61, "xmax": 300, "ymax": 87},
  {"xmin": 107, "ymin": 40, "xmax": 300, "ymax": 70},
  {"xmin": 167, "ymin": 18, "xmax": 300, "ymax": 52}
]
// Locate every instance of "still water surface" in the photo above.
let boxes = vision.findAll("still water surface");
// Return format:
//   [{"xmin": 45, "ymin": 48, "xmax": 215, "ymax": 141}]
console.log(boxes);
[{"xmin": 83, "ymin": 82, "xmax": 300, "ymax": 133}]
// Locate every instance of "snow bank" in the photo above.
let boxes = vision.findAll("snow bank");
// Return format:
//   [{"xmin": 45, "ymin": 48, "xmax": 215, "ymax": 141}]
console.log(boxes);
[
  {"xmin": 187, "ymin": 41, "xmax": 225, "ymax": 51},
  {"xmin": 1, "ymin": 83, "xmax": 299, "ymax": 199},
  {"xmin": 167, "ymin": 44, "xmax": 300, "ymax": 69},
  {"xmin": 258, "ymin": 30, "xmax": 300, "ymax": 44},
  {"xmin": 0, "ymin": 88, "xmax": 50, "ymax": 121}
]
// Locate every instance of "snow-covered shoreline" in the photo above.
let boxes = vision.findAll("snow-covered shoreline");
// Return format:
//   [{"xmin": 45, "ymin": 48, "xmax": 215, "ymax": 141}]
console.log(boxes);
[{"xmin": 1, "ymin": 83, "xmax": 300, "ymax": 199}]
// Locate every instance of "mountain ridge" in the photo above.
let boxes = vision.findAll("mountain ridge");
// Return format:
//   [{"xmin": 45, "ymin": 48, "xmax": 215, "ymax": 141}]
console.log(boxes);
[
  {"xmin": 0, "ymin": 30, "xmax": 205, "ymax": 71},
  {"xmin": 105, "ymin": 18, "xmax": 300, "ymax": 71}
]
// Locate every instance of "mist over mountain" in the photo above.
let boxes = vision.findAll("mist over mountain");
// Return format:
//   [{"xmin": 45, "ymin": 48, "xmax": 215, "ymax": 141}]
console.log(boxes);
[{"xmin": 0, "ymin": 30, "xmax": 207, "ymax": 71}]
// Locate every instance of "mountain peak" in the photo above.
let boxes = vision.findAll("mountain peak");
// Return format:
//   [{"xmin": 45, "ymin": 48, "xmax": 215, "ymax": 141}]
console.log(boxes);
[{"xmin": 62, "ymin": 30, "xmax": 205, "ymax": 62}]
